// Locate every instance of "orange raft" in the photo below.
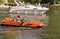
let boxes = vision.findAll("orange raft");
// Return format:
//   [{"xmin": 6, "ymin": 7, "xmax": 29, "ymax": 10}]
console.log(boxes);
[{"xmin": 0, "ymin": 16, "xmax": 44, "ymax": 28}]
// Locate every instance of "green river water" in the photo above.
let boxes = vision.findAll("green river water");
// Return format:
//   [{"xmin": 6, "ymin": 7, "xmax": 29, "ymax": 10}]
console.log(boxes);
[
  {"xmin": 0, "ymin": 6, "xmax": 60, "ymax": 39},
  {"xmin": 41, "ymin": 6, "xmax": 60, "ymax": 39}
]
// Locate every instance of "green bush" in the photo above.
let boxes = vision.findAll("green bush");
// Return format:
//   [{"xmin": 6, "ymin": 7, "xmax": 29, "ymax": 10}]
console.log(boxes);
[
  {"xmin": 8, "ymin": 0, "xmax": 15, "ymax": 4},
  {"xmin": 57, "ymin": 1, "xmax": 60, "ymax": 4},
  {"xmin": 0, "ymin": 0, "xmax": 2, "ymax": 4}
]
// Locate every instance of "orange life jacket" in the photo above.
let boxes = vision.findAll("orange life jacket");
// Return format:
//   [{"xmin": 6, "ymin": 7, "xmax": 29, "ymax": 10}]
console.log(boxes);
[
  {"xmin": 5, "ymin": 17, "xmax": 10, "ymax": 22},
  {"xmin": 13, "ymin": 16, "xmax": 17, "ymax": 22}
]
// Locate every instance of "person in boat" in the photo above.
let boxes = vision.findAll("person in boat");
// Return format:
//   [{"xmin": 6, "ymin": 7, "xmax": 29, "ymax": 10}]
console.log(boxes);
[
  {"xmin": 21, "ymin": 16, "xmax": 30, "ymax": 26},
  {"xmin": 17, "ymin": 15, "xmax": 21, "ymax": 22},
  {"xmin": 10, "ymin": 15, "xmax": 21, "ymax": 22},
  {"xmin": 35, "ymin": 3, "xmax": 41, "ymax": 7},
  {"xmin": 5, "ymin": 16, "xmax": 10, "ymax": 22},
  {"xmin": 1, "ymin": 16, "xmax": 11, "ymax": 24},
  {"xmin": 22, "ymin": 16, "xmax": 30, "ymax": 22},
  {"xmin": 13, "ymin": 16, "xmax": 17, "ymax": 22},
  {"xmin": 35, "ymin": 3, "xmax": 38, "ymax": 7},
  {"xmin": 38, "ymin": 3, "xmax": 41, "ymax": 7},
  {"xmin": 22, "ymin": 1, "xmax": 25, "ymax": 6}
]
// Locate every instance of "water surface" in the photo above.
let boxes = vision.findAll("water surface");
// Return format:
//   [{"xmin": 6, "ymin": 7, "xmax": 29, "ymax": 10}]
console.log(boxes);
[
  {"xmin": 40, "ymin": 6, "xmax": 60, "ymax": 39},
  {"xmin": 0, "ymin": 6, "xmax": 60, "ymax": 39}
]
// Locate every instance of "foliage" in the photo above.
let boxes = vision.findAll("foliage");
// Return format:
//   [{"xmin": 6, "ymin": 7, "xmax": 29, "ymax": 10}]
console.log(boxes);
[
  {"xmin": 24, "ymin": 0, "xmax": 41, "ymax": 4},
  {"xmin": 57, "ymin": 0, "xmax": 60, "ymax": 4},
  {"xmin": 8, "ymin": 0, "xmax": 15, "ymax": 4},
  {"xmin": 0, "ymin": 0, "xmax": 2, "ymax": 4},
  {"xmin": 40, "ymin": 0, "xmax": 54, "ymax": 4},
  {"xmin": 0, "ymin": 0, "xmax": 60, "ymax": 4}
]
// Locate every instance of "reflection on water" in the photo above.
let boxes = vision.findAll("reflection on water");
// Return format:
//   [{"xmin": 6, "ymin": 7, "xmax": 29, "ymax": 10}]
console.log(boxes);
[
  {"xmin": 1, "ymin": 5, "xmax": 60, "ymax": 39},
  {"xmin": 0, "ymin": 27, "xmax": 43, "ymax": 39},
  {"xmin": 0, "ymin": 9, "xmax": 49, "ymax": 39}
]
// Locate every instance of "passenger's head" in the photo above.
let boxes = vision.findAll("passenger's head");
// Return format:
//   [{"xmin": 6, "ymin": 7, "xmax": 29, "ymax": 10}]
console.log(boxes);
[{"xmin": 17, "ymin": 15, "xmax": 20, "ymax": 18}]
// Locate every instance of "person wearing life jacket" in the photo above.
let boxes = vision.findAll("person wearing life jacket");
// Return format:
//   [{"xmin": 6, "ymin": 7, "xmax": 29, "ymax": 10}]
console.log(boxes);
[
  {"xmin": 22, "ymin": 16, "xmax": 30, "ymax": 26},
  {"xmin": 17, "ymin": 15, "xmax": 21, "ymax": 22},
  {"xmin": 2, "ymin": 17, "xmax": 10, "ymax": 24},
  {"xmin": 1, "ymin": 16, "xmax": 11, "ymax": 24},
  {"xmin": 22, "ymin": 16, "xmax": 29, "ymax": 22},
  {"xmin": 13, "ymin": 16, "xmax": 17, "ymax": 22},
  {"xmin": 5, "ymin": 16, "xmax": 10, "ymax": 22}
]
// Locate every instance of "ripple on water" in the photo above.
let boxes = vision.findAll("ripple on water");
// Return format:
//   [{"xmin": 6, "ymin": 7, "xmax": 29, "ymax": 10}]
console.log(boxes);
[{"xmin": 0, "ymin": 10, "xmax": 49, "ymax": 39}]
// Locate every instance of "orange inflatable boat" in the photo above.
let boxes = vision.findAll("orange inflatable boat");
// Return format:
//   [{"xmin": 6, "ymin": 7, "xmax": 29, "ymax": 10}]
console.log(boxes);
[{"xmin": 0, "ymin": 16, "xmax": 44, "ymax": 29}]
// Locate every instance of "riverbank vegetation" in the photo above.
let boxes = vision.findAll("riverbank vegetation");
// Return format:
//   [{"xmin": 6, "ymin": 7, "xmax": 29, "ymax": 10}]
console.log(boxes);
[{"xmin": 0, "ymin": 0, "xmax": 60, "ymax": 4}]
